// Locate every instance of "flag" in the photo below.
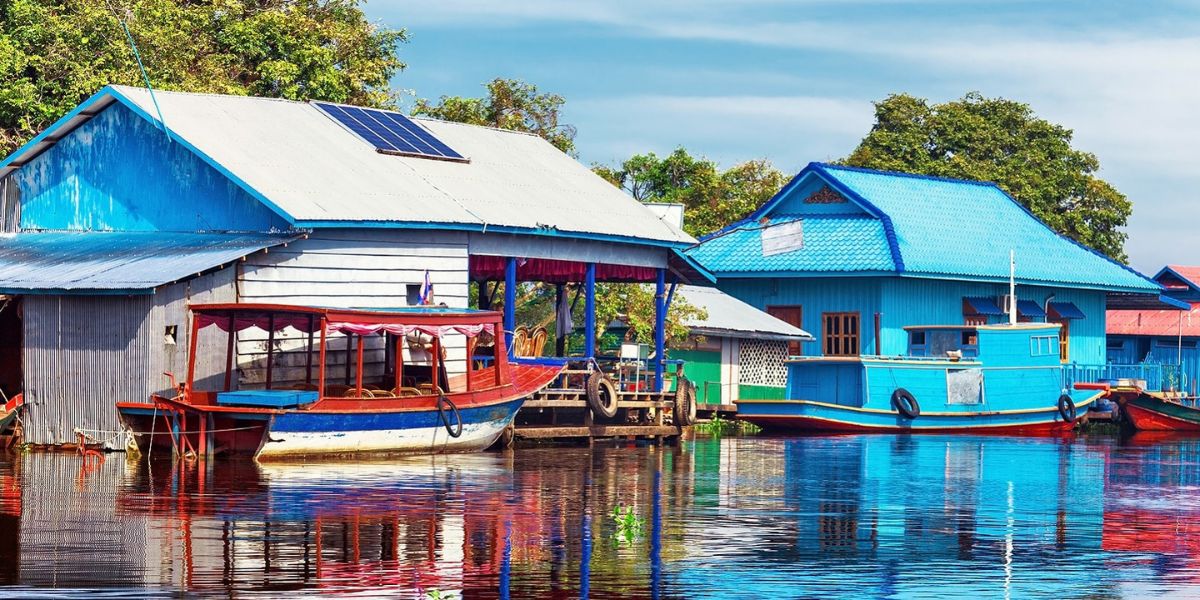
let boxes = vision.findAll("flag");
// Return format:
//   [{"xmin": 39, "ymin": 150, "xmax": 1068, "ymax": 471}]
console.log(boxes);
[{"xmin": 419, "ymin": 270, "xmax": 434, "ymax": 305}]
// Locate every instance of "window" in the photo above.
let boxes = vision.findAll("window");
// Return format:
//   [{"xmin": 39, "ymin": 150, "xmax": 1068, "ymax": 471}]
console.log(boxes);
[
  {"xmin": 406, "ymin": 284, "xmax": 421, "ymax": 306},
  {"xmin": 767, "ymin": 306, "xmax": 803, "ymax": 355},
  {"xmin": 1030, "ymin": 335, "xmax": 1057, "ymax": 357},
  {"xmin": 1050, "ymin": 318, "xmax": 1070, "ymax": 362},
  {"xmin": 822, "ymin": 312, "xmax": 860, "ymax": 356}
]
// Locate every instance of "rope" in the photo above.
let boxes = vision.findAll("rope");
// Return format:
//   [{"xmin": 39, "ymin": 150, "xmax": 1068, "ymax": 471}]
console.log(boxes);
[{"xmin": 75, "ymin": 424, "xmax": 263, "ymax": 437}]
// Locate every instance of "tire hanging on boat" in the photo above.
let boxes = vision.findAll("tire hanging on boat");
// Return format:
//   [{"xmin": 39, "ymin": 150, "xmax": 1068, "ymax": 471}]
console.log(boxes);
[
  {"xmin": 891, "ymin": 388, "xmax": 920, "ymax": 419},
  {"xmin": 586, "ymin": 371, "xmax": 620, "ymax": 419},
  {"xmin": 437, "ymin": 395, "xmax": 463, "ymax": 438},
  {"xmin": 674, "ymin": 376, "xmax": 697, "ymax": 426},
  {"xmin": 1057, "ymin": 394, "xmax": 1077, "ymax": 424}
]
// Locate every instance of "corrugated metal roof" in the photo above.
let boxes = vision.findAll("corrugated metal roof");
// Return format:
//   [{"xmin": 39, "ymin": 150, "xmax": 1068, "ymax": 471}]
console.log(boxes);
[
  {"xmin": 0, "ymin": 231, "xmax": 299, "ymax": 294},
  {"xmin": 1109, "ymin": 304, "xmax": 1200, "ymax": 336},
  {"xmin": 677, "ymin": 285, "xmax": 813, "ymax": 340},
  {"xmin": 70, "ymin": 86, "xmax": 692, "ymax": 247},
  {"xmin": 964, "ymin": 297, "xmax": 1005, "ymax": 316},
  {"xmin": 1158, "ymin": 265, "xmax": 1200, "ymax": 291},
  {"xmin": 690, "ymin": 163, "xmax": 1160, "ymax": 293},
  {"xmin": 685, "ymin": 215, "xmax": 894, "ymax": 274}
]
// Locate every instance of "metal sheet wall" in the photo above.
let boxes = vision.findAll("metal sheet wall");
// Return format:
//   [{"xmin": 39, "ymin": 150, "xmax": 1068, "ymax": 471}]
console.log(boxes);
[{"xmin": 22, "ymin": 270, "xmax": 237, "ymax": 446}]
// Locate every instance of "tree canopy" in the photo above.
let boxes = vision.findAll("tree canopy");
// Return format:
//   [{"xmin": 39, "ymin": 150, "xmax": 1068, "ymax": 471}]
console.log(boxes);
[
  {"xmin": 0, "ymin": 0, "xmax": 406, "ymax": 156},
  {"xmin": 594, "ymin": 148, "xmax": 787, "ymax": 238},
  {"xmin": 413, "ymin": 78, "xmax": 577, "ymax": 155},
  {"xmin": 842, "ymin": 92, "xmax": 1132, "ymax": 261}
]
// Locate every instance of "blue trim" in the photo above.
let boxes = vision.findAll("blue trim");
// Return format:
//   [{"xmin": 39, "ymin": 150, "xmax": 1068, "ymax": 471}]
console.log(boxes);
[
  {"xmin": 293, "ymin": 219, "xmax": 691, "ymax": 249},
  {"xmin": 654, "ymin": 268, "xmax": 666, "ymax": 393},
  {"xmin": 512, "ymin": 356, "xmax": 574, "ymax": 367},
  {"xmin": 670, "ymin": 248, "xmax": 717, "ymax": 284},
  {"xmin": 504, "ymin": 257, "xmax": 517, "ymax": 358},
  {"xmin": 271, "ymin": 397, "xmax": 523, "ymax": 433},
  {"xmin": 585, "ymin": 263, "xmax": 597, "ymax": 360},
  {"xmin": 0, "ymin": 287, "xmax": 153, "ymax": 296},
  {"xmin": 1154, "ymin": 266, "xmax": 1200, "ymax": 293},
  {"xmin": 0, "ymin": 91, "xmax": 115, "ymax": 172},
  {"xmin": 1157, "ymin": 294, "xmax": 1192, "ymax": 310}
]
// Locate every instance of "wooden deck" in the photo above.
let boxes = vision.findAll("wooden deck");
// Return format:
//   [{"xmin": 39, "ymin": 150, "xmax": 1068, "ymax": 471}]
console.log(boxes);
[{"xmin": 512, "ymin": 369, "xmax": 684, "ymax": 443}]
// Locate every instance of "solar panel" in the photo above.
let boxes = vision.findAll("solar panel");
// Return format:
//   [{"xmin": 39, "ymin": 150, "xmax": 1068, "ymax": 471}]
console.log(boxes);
[{"xmin": 312, "ymin": 101, "xmax": 467, "ymax": 162}]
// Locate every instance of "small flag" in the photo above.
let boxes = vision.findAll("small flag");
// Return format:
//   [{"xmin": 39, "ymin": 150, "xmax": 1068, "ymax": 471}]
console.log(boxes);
[{"xmin": 419, "ymin": 270, "xmax": 434, "ymax": 305}]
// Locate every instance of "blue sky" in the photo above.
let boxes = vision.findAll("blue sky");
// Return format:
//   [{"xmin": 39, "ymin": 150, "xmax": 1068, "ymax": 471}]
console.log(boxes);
[{"xmin": 367, "ymin": 1, "xmax": 1200, "ymax": 274}]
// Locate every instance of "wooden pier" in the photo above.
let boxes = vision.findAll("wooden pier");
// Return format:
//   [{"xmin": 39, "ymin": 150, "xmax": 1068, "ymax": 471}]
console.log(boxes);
[{"xmin": 511, "ymin": 367, "xmax": 685, "ymax": 444}]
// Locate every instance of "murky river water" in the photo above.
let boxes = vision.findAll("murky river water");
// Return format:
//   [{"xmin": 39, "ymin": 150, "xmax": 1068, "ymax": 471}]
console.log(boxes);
[{"xmin": 1, "ymin": 433, "xmax": 1199, "ymax": 598}]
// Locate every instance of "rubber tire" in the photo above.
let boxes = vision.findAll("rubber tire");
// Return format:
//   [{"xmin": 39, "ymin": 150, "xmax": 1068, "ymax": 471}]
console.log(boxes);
[
  {"xmin": 437, "ymin": 395, "xmax": 463, "ymax": 438},
  {"xmin": 674, "ymin": 377, "xmax": 697, "ymax": 426},
  {"xmin": 1057, "ymin": 394, "xmax": 1077, "ymax": 424},
  {"xmin": 586, "ymin": 372, "xmax": 620, "ymax": 419},
  {"xmin": 891, "ymin": 388, "xmax": 920, "ymax": 419}
]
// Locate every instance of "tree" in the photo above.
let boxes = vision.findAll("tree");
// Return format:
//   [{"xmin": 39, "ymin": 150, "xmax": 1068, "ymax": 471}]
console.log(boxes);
[
  {"xmin": 595, "ymin": 148, "xmax": 787, "ymax": 238},
  {"xmin": 0, "ymin": 0, "xmax": 406, "ymax": 156},
  {"xmin": 843, "ymin": 92, "xmax": 1132, "ymax": 261},
  {"xmin": 413, "ymin": 78, "xmax": 576, "ymax": 155}
]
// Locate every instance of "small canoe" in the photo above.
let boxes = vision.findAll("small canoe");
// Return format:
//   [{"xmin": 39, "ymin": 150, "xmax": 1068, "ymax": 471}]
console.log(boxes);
[
  {"xmin": 1114, "ymin": 390, "xmax": 1200, "ymax": 432},
  {"xmin": 0, "ymin": 392, "xmax": 22, "ymax": 434}
]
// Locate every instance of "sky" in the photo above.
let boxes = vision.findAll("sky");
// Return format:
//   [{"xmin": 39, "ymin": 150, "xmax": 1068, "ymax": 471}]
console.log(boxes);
[{"xmin": 366, "ymin": 0, "xmax": 1200, "ymax": 275}]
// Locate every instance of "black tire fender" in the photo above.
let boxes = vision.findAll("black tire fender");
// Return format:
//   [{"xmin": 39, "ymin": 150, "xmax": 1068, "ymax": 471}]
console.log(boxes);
[
  {"xmin": 586, "ymin": 371, "xmax": 620, "ymax": 419},
  {"xmin": 437, "ymin": 395, "xmax": 463, "ymax": 438},
  {"xmin": 1057, "ymin": 394, "xmax": 1077, "ymax": 424},
  {"xmin": 891, "ymin": 388, "xmax": 920, "ymax": 419},
  {"xmin": 675, "ymin": 376, "xmax": 697, "ymax": 426}
]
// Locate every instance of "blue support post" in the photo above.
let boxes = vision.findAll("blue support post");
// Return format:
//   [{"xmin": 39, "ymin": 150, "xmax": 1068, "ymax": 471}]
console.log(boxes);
[
  {"xmin": 504, "ymin": 257, "xmax": 517, "ymax": 357},
  {"xmin": 654, "ymin": 268, "xmax": 666, "ymax": 392},
  {"xmin": 585, "ymin": 263, "xmax": 597, "ymax": 360}
]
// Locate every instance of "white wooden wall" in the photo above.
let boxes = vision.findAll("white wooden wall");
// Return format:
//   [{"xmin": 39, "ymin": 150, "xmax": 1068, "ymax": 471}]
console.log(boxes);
[{"xmin": 236, "ymin": 229, "xmax": 471, "ymax": 389}]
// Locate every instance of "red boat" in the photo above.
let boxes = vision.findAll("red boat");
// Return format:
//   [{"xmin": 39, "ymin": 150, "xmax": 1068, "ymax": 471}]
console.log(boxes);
[
  {"xmin": 1080, "ymin": 381, "xmax": 1200, "ymax": 432},
  {"xmin": 117, "ymin": 303, "xmax": 562, "ymax": 459}
]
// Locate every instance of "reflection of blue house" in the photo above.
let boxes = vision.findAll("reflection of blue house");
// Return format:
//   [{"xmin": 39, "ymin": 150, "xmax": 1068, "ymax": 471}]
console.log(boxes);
[{"xmin": 687, "ymin": 163, "xmax": 1168, "ymax": 368}]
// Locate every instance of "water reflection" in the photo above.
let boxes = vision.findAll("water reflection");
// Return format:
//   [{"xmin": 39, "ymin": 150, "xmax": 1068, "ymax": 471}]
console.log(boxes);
[{"xmin": 1, "ymin": 434, "xmax": 1199, "ymax": 598}]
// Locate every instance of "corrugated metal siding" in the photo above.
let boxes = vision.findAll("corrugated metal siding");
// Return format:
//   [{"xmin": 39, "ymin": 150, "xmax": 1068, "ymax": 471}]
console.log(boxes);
[
  {"xmin": 22, "ymin": 294, "xmax": 153, "ymax": 445},
  {"xmin": 22, "ymin": 271, "xmax": 237, "ymax": 446},
  {"xmin": 717, "ymin": 278, "xmax": 882, "ymax": 356}
]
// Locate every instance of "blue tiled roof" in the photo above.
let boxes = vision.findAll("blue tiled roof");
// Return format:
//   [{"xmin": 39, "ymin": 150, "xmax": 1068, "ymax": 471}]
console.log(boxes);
[
  {"xmin": 0, "ymin": 231, "xmax": 300, "ymax": 294},
  {"xmin": 689, "ymin": 163, "xmax": 1158, "ymax": 293},
  {"xmin": 686, "ymin": 215, "xmax": 894, "ymax": 274}
]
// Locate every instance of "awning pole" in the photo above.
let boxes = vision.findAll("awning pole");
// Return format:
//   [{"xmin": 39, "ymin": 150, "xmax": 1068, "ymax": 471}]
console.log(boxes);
[
  {"xmin": 505, "ymin": 257, "xmax": 517, "ymax": 358},
  {"xmin": 585, "ymin": 263, "xmax": 597, "ymax": 361},
  {"xmin": 654, "ymin": 268, "xmax": 666, "ymax": 393}
]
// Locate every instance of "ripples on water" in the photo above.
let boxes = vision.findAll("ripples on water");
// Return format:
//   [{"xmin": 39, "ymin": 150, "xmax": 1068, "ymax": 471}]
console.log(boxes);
[{"xmin": 1, "ymin": 434, "xmax": 1200, "ymax": 598}]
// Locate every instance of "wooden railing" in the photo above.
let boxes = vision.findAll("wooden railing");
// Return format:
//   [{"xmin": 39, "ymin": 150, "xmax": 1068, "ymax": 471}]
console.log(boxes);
[{"xmin": 1062, "ymin": 363, "xmax": 1185, "ymax": 393}]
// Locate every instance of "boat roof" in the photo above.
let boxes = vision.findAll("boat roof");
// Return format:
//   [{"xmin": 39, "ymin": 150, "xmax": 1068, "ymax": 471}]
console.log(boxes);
[
  {"xmin": 902, "ymin": 323, "xmax": 1061, "ymax": 332},
  {"xmin": 190, "ymin": 303, "xmax": 501, "ymax": 324}
]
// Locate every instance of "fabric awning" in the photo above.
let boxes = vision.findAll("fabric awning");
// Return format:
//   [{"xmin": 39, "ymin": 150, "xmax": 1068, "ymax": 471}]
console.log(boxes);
[
  {"xmin": 1048, "ymin": 301, "xmax": 1085, "ymax": 320},
  {"xmin": 963, "ymin": 297, "xmax": 1005, "ymax": 316},
  {"xmin": 1016, "ymin": 300, "xmax": 1047, "ymax": 319}
]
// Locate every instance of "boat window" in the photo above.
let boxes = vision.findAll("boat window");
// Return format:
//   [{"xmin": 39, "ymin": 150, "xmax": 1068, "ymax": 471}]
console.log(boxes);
[
  {"xmin": 910, "ymin": 331, "xmax": 926, "ymax": 346},
  {"xmin": 822, "ymin": 312, "xmax": 860, "ymax": 356},
  {"xmin": 961, "ymin": 330, "xmax": 978, "ymax": 346},
  {"xmin": 1030, "ymin": 335, "xmax": 1057, "ymax": 357}
]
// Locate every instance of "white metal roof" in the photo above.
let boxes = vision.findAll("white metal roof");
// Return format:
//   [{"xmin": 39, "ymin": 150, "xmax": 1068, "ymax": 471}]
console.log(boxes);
[
  {"xmin": 677, "ymin": 285, "xmax": 812, "ymax": 341},
  {"xmin": 102, "ymin": 86, "xmax": 692, "ymax": 246}
]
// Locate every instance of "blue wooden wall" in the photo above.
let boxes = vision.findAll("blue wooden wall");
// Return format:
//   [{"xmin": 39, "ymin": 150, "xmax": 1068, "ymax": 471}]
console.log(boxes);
[
  {"xmin": 1108, "ymin": 334, "xmax": 1200, "ymax": 394},
  {"xmin": 14, "ymin": 103, "xmax": 285, "ymax": 232},
  {"xmin": 718, "ymin": 276, "xmax": 1108, "ymax": 364}
]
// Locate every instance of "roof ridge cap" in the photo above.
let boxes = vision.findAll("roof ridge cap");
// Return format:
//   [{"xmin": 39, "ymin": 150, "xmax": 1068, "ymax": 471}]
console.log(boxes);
[{"xmin": 815, "ymin": 162, "xmax": 1000, "ymax": 188}]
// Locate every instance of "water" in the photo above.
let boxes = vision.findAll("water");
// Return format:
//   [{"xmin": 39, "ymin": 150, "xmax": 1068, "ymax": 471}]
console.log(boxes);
[{"xmin": 1, "ymin": 433, "xmax": 1200, "ymax": 598}]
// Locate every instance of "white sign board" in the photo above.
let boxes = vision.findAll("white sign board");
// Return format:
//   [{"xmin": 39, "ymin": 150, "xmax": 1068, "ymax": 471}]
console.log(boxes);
[{"xmin": 760, "ymin": 220, "xmax": 804, "ymax": 256}]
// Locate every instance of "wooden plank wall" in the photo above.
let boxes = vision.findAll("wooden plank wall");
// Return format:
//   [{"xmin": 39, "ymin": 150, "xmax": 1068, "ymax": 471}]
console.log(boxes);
[{"xmin": 237, "ymin": 229, "xmax": 472, "ymax": 390}]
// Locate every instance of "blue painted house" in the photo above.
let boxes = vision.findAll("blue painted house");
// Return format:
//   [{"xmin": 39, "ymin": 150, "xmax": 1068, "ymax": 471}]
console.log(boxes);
[
  {"xmin": 687, "ymin": 163, "xmax": 1168, "ymax": 369},
  {"xmin": 1107, "ymin": 265, "xmax": 1200, "ymax": 394},
  {"xmin": 0, "ymin": 85, "xmax": 698, "ymax": 445}
]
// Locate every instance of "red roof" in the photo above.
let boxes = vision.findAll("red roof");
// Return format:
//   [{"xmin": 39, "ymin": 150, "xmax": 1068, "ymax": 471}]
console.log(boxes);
[
  {"xmin": 1108, "ymin": 302, "xmax": 1200, "ymax": 336},
  {"xmin": 1158, "ymin": 265, "xmax": 1200, "ymax": 290}
]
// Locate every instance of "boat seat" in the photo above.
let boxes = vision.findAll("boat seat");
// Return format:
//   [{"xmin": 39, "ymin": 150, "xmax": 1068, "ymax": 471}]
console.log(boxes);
[
  {"xmin": 343, "ymin": 388, "xmax": 375, "ymax": 398},
  {"xmin": 369, "ymin": 389, "xmax": 395, "ymax": 398},
  {"xmin": 393, "ymin": 387, "xmax": 423, "ymax": 397}
]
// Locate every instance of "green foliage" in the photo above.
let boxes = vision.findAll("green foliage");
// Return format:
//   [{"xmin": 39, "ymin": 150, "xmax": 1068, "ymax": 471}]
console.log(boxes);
[
  {"xmin": 594, "ymin": 148, "xmax": 787, "ymax": 237},
  {"xmin": 594, "ymin": 282, "xmax": 706, "ymax": 347},
  {"xmin": 0, "ymin": 0, "xmax": 407, "ymax": 156},
  {"xmin": 610, "ymin": 504, "xmax": 643, "ymax": 546},
  {"xmin": 413, "ymin": 78, "xmax": 577, "ymax": 155},
  {"xmin": 842, "ymin": 92, "xmax": 1132, "ymax": 261},
  {"xmin": 693, "ymin": 414, "xmax": 761, "ymax": 436}
]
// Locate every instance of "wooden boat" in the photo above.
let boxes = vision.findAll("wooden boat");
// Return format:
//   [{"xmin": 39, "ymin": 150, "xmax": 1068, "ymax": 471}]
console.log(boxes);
[
  {"xmin": 737, "ymin": 323, "xmax": 1103, "ymax": 434},
  {"xmin": 0, "ymin": 392, "xmax": 22, "ymax": 438},
  {"xmin": 117, "ymin": 303, "xmax": 561, "ymax": 459},
  {"xmin": 1085, "ymin": 382, "xmax": 1200, "ymax": 432}
]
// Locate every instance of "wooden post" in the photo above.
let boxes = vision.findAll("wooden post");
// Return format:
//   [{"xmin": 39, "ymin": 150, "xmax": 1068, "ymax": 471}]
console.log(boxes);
[
  {"xmin": 431, "ymin": 335, "xmax": 442, "ymax": 393},
  {"xmin": 317, "ymin": 318, "xmax": 328, "ymax": 397},
  {"xmin": 185, "ymin": 313, "xmax": 201, "ymax": 394},
  {"xmin": 305, "ymin": 315, "xmax": 315, "ymax": 387},
  {"xmin": 344, "ymin": 334, "xmax": 353, "ymax": 385},
  {"xmin": 585, "ymin": 263, "xmax": 596, "ymax": 361},
  {"xmin": 555, "ymin": 283, "xmax": 566, "ymax": 356},
  {"xmin": 266, "ymin": 314, "xmax": 276, "ymax": 390},
  {"xmin": 224, "ymin": 313, "xmax": 236, "ymax": 391},
  {"xmin": 394, "ymin": 333, "xmax": 403, "ymax": 392},
  {"xmin": 355, "ymin": 334, "xmax": 365, "ymax": 395},
  {"xmin": 477, "ymin": 280, "xmax": 490, "ymax": 310},
  {"xmin": 494, "ymin": 319, "xmax": 504, "ymax": 386},
  {"xmin": 505, "ymin": 258, "xmax": 517, "ymax": 358},
  {"xmin": 874, "ymin": 312, "xmax": 882, "ymax": 356}
]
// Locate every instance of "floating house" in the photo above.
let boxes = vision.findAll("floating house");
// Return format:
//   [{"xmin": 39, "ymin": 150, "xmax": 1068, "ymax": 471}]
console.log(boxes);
[
  {"xmin": 672, "ymin": 285, "xmax": 812, "ymax": 406},
  {"xmin": 687, "ymin": 163, "xmax": 1172, "ymax": 372},
  {"xmin": 1107, "ymin": 265, "xmax": 1200, "ymax": 394},
  {"xmin": 0, "ymin": 85, "xmax": 702, "ymax": 446}
]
